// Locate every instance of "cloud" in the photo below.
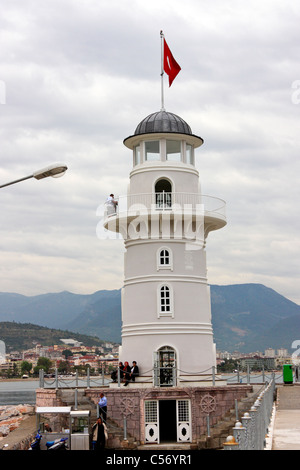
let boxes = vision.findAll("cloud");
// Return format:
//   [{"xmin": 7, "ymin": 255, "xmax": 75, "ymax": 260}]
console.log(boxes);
[{"xmin": 0, "ymin": 0, "xmax": 299, "ymax": 306}]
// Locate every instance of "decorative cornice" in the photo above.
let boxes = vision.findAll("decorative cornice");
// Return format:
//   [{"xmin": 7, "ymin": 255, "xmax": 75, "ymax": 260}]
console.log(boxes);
[
  {"xmin": 124, "ymin": 274, "xmax": 208, "ymax": 286},
  {"xmin": 122, "ymin": 322, "xmax": 213, "ymax": 337}
]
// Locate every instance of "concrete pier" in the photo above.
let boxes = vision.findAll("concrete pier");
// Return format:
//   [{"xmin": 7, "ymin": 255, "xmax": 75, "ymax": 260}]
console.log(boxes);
[{"xmin": 272, "ymin": 384, "xmax": 300, "ymax": 450}]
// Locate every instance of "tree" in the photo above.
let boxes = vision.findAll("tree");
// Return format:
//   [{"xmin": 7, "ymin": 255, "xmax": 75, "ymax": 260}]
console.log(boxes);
[
  {"xmin": 217, "ymin": 358, "xmax": 239, "ymax": 373},
  {"xmin": 36, "ymin": 357, "xmax": 52, "ymax": 373},
  {"xmin": 62, "ymin": 349, "xmax": 73, "ymax": 359},
  {"xmin": 58, "ymin": 361, "xmax": 71, "ymax": 374},
  {"xmin": 21, "ymin": 361, "xmax": 32, "ymax": 375}
]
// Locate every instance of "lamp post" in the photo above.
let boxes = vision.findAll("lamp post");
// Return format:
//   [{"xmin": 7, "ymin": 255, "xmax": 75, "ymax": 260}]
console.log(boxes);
[{"xmin": 0, "ymin": 163, "xmax": 68, "ymax": 189}]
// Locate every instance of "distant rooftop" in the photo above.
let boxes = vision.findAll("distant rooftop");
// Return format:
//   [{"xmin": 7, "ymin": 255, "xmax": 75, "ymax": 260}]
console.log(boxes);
[{"xmin": 60, "ymin": 339, "xmax": 82, "ymax": 346}]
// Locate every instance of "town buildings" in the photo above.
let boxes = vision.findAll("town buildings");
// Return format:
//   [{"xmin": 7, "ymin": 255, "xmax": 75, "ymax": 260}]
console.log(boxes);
[{"xmin": 0, "ymin": 340, "xmax": 119, "ymax": 375}]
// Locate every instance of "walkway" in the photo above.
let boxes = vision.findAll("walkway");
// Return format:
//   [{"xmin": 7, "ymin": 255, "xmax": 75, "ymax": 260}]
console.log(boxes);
[{"xmin": 272, "ymin": 384, "xmax": 300, "ymax": 450}]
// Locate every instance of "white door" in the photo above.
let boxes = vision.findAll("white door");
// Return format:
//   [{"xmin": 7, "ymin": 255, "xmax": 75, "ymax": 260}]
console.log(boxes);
[
  {"xmin": 145, "ymin": 400, "xmax": 159, "ymax": 443},
  {"xmin": 177, "ymin": 400, "xmax": 191, "ymax": 442}
]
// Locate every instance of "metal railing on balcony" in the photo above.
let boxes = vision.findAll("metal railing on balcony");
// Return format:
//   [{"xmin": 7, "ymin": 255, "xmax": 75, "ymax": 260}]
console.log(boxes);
[{"xmin": 104, "ymin": 192, "xmax": 226, "ymax": 220}]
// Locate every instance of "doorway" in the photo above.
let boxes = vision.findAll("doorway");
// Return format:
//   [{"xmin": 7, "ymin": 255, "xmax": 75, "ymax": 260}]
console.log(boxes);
[
  {"xmin": 159, "ymin": 400, "xmax": 177, "ymax": 442},
  {"xmin": 144, "ymin": 399, "xmax": 191, "ymax": 444},
  {"xmin": 155, "ymin": 179, "xmax": 172, "ymax": 209},
  {"xmin": 154, "ymin": 346, "xmax": 177, "ymax": 387}
]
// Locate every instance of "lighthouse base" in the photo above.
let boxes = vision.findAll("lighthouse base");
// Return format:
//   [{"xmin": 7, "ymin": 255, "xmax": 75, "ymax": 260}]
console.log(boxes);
[{"xmin": 85, "ymin": 384, "xmax": 253, "ymax": 448}]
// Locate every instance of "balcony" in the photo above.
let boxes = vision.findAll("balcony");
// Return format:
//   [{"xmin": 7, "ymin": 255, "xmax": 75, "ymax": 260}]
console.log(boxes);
[{"xmin": 103, "ymin": 192, "xmax": 226, "ymax": 236}]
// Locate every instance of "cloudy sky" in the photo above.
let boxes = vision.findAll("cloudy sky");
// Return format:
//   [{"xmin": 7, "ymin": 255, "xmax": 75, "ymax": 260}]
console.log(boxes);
[{"xmin": 0, "ymin": 0, "xmax": 299, "ymax": 305}]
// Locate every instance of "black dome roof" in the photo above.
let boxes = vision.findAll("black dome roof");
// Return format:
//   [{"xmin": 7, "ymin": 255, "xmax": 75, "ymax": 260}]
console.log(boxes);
[
  {"xmin": 123, "ymin": 110, "xmax": 203, "ymax": 149},
  {"xmin": 134, "ymin": 110, "xmax": 192, "ymax": 135}
]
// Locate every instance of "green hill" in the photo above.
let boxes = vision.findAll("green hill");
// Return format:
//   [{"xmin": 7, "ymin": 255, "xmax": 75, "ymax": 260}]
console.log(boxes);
[{"xmin": 0, "ymin": 322, "xmax": 107, "ymax": 352}]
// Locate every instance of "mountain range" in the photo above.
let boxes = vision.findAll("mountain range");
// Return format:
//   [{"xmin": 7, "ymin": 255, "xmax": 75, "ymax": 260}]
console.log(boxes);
[{"xmin": 0, "ymin": 283, "xmax": 299, "ymax": 353}]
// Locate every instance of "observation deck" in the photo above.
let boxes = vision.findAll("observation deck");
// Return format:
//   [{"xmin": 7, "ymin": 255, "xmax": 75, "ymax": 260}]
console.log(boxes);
[{"xmin": 103, "ymin": 192, "xmax": 226, "ymax": 239}]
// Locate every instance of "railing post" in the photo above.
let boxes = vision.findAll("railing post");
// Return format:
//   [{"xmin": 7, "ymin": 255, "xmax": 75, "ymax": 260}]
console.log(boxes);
[
  {"xmin": 76, "ymin": 369, "xmax": 78, "ymax": 387},
  {"xmin": 241, "ymin": 412, "xmax": 252, "ymax": 450},
  {"xmin": 212, "ymin": 366, "xmax": 215, "ymax": 386},
  {"xmin": 206, "ymin": 415, "xmax": 211, "ymax": 437},
  {"xmin": 233, "ymin": 421, "xmax": 246, "ymax": 450},
  {"xmin": 55, "ymin": 368, "xmax": 59, "ymax": 389},
  {"xmin": 118, "ymin": 366, "xmax": 121, "ymax": 387},
  {"xmin": 256, "ymin": 399, "xmax": 264, "ymax": 450},
  {"xmin": 74, "ymin": 388, "xmax": 78, "ymax": 410},
  {"xmin": 249, "ymin": 404, "xmax": 259, "ymax": 449},
  {"xmin": 223, "ymin": 435, "xmax": 239, "ymax": 450},
  {"xmin": 172, "ymin": 365, "xmax": 176, "ymax": 387},
  {"xmin": 124, "ymin": 417, "xmax": 127, "ymax": 441},
  {"xmin": 87, "ymin": 367, "xmax": 90, "ymax": 389},
  {"xmin": 39, "ymin": 368, "xmax": 44, "ymax": 388},
  {"xmin": 235, "ymin": 399, "xmax": 239, "ymax": 421}
]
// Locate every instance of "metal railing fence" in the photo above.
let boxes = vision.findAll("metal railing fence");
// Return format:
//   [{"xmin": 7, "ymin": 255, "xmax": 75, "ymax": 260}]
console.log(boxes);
[
  {"xmin": 223, "ymin": 378, "xmax": 276, "ymax": 450},
  {"xmin": 38, "ymin": 366, "xmax": 287, "ymax": 389}
]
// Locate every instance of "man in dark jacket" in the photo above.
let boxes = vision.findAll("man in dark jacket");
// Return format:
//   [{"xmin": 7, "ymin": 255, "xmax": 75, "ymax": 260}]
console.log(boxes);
[
  {"xmin": 124, "ymin": 361, "xmax": 139, "ymax": 386},
  {"xmin": 130, "ymin": 361, "xmax": 139, "ymax": 382}
]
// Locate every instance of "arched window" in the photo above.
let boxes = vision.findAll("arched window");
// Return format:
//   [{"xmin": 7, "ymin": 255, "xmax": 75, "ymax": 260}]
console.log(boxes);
[
  {"xmin": 157, "ymin": 247, "xmax": 173, "ymax": 271},
  {"xmin": 160, "ymin": 249, "xmax": 170, "ymax": 266},
  {"xmin": 160, "ymin": 285, "xmax": 170, "ymax": 313},
  {"xmin": 158, "ymin": 284, "xmax": 173, "ymax": 317},
  {"xmin": 155, "ymin": 179, "xmax": 172, "ymax": 209},
  {"xmin": 154, "ymin": 346, "xmax": 177, "ymax": 387}
]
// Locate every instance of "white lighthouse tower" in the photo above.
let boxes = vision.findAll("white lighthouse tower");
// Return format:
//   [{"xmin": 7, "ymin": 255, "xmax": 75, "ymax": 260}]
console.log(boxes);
[{"xmin": 104, "ymin": 109, "xmax": 226, "ymax": 387}]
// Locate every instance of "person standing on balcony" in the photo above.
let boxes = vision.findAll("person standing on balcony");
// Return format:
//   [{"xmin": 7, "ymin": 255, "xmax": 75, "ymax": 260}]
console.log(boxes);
[{"xmin": 106, "ymin": 193, "xmax": 118, "ymax": 215}]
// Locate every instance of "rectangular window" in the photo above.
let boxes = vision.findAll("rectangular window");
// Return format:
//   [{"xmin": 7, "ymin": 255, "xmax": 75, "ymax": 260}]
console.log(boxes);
[
  {"xmin": 134, "ymin": 145, "xmax": 141, "ymax": 165},
  {"xmin": 177, "ymin": 400, "xmax": 189, "ymax": 422},
  {"xmin": 145, "ymin": 401, "xmax": 158, "ymax": 423},
  {"xmin": 186, "ymin": 144, "xmax": 194, "ymax": 165},
  {"xmin": 145, "ymin": 141, "xmax": 160, "ymax": 161},
  {"xmin": 166, "ymin": 140, "xmax": 181, "ymax": 162},
  {"xmin": 160, "ymin": 286, "xmax": 171, "ymax": 313},
  {"xmin": 158, "ymin": 285, "xmax": 173, "ymax": 318}
]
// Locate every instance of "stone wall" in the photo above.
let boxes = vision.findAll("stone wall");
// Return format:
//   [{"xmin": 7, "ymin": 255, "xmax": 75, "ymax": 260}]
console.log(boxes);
[
  {"xmin": 36, "ymin": 385, "xmax": 252, "ymax": 448},
  {"xmin": 85, "ymin": 385, "xmax": 253, "ymax": 445},
  {"xmin": 36, "ymin": 388, "xmax": 64, "ymax": 407}
]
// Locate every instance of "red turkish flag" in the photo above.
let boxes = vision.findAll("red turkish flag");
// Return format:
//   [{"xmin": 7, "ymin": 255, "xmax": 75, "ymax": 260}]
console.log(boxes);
[{"xmin": 163, "ymin": 39, "xmax": 181, "ymax": 87}]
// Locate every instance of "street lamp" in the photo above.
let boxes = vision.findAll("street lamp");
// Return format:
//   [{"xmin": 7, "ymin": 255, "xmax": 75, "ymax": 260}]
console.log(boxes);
[{"xmin": 0, "ymin": 163, "xmax": 68, "ymax": 189}]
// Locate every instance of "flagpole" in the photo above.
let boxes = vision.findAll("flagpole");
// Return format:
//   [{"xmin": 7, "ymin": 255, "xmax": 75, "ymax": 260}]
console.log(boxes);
[{"xmin": 160, "ymin": 30, "xmax": 165, "ymax": 111}]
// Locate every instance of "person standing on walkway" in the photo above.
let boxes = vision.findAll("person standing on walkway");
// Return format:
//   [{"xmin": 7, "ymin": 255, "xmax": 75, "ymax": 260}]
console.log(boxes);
[
  {"xmin": 92, "ymin": 417, "xmax": 107, "ymax": 450},
  {"xmin": 98, "ymin": 392, "xmax": 107, "ymax": 423}
]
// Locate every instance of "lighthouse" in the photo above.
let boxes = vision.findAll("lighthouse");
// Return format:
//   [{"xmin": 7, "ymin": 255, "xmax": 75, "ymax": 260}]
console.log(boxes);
[{"xmin": 104, "ymin": 109, "xmax": 226, "ymax": 387}]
